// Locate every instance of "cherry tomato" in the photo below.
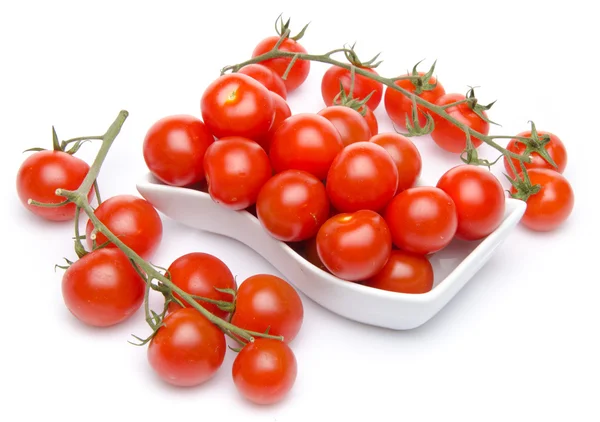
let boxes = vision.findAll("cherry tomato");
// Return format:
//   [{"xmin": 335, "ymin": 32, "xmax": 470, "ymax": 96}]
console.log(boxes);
[
  {"xmin": 252, "ymin": 36, "xmax": 309, "ymax": 92},
  {"xmin": 142, "ymin": 115, "xmax": 215, "ymax": 187},
  {"xmin": 16, "ymin": 150, "xmax": 93, "ymax": 221},
  {"xmin": 504, "ymin": 130, "xmax": 567, "ymax": 178},
  {"xmin": 369, "ymin": 132, "xmax": 422, "ymax": 194},
  {"xmin": 384, "ymin": 187, "xmax": 457, "ymax": 255},
  {"xmin": 364, "ymin": 250, "xmax": 434, "ymax": 294},
  {"xmin": 256, "ymin": 91, "xmax": 292, "ymax": 151},
  {"xmin": 511, "ymin": 168, "xmax": 574, "ymax": 232},
  {"xmin": 431, "ymin": 93, "xmax": 488, "ymax": 153},
  {"xmin": 232, "ymin": 338, "xmax": 297, "ymax": 405},
  {"xmin": 147, "ymin": 308, "xmax": 226, "ymax": 387},
  {"xmin": 316, "ymin": 210, "xmax": 392, "ymax": 281},
  {"xmin": 238, "ymin": 63, "xmax": 287, "ymax": 99},
  {"xmin": 256, "ymin": 170, "xmax": 330, "ymax": 242},
  {"xmin": 61, "ymin": 248, "xmax": 145, "ymax": 327},
  {"xmin": 269, "ymin": 113, "xmax": 343, "ymax": 180},
  {"xmin": 317, "ymin": 105, "xmax": 371, "ymax": 146},
  {"xmin": 85, "ymin": 194, "xmax": 163, "ymax": 260},
  {"xmin": 326, "ymin": 142, "xmax": 398, "ymax": 213},
  {"xmin": 166, "ymin": 252, "xmax": 237, "ymax": 319},
  {"xmin": 200, "ymin": 73, "xmax": 274, "ymax": 140},
  {"xmin": 361, "ymin": 105, "xmax": 379, "ymax": 136},
  {"xmin": 203, "ymin": 137, "xmax": 272, "ymax": 210},
  {"xmin": 321, "ymin": 65, "xmax": 383, "ymax": 110}
]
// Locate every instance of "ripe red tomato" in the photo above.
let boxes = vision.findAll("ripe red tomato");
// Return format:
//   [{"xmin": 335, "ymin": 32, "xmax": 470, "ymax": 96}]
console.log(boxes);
[
  {"xmin": 238, "ymin": 63, "xmax": 287, "ymax": 99},
  {"xmin": 321, "ymin": 65, "xmax": 383, "ymax": 110},
  {"xmin": 16, "ymin": 150, "xmax": 93, "ymax": 221},
  {"xmin": 256, "ymin": 170, "xmax": 330, "ymax": 242},
  {"xmin": 269, "ymin": 113, "xmax": 343, "ymax": 180},
  {"xmin": 326, "ymin": 142, "xmax": 398, "ymax": 213},
  {"xmin": 431, "ymin": 93, "xmax": 488, "ymax": 153},
  {"xmin": 147, "ymin": 308, "xmax": 226, "ymax": 387},
  {"xmin": 436, "ymin": 165, "xmax": 505, "ymax": 241},
  {"xmin": 166, "ymin": 252, "xmax": 237, "ymax": 319},
  {"xmin": 504, "ymin": 130, "xmax": 567, "ymax": 178},
  {"xmin": 369, "ymin": 132, "xmax": 422, "ymax": 194},
  {"xmin": 316, "ymin": 210, "xmax": 392, "ymax": 281},
  {"xmin": 86, "ymin": 194, "xmax": 163, "ymax": 260},
  {"xmin": 511, "ymin": 168, "xmax": 574, "ymax": 232},
  {"xmin": 361, "ymin": 105, "xmax": 378, "ymax": 136},
  {"xmin": 61, "ymin": 248, "xmax": 145, "ymax": 327},
  {"xmin": 231, "ymin": 274, "xmax": 304, "ymax": 343},
  {"xmin": 203, "ymin": 137, "xmax": 272, "ymax": 210},
  {"xmin": 252, "ymin": 36, "xmax": 309, "ymax": 92},
  {"xmin": 384, "ymin": 72, "xmax": 445, "ymax": 132},
  {"xmin": 200, "ymin": 73, "xmax": 274, "ymax": 140},
  {"xmin": 364, "ymin": 250, "xmax": 434, "ymax": 294},
  {"xmin": 256, "ymin": 91, "xmax": 292, "ymax": 151},
  {"xmin": 142, "ymin": 115, "xmax": 215, "ymax": 187},
  {"xmin": 317, "ymin": 105, "xmax": 371, "ymax": 146},
  {"xmin": 232, "ymin": 338, "xmax": 297, "ymax": 405},
  {"xmin": 384, "ymin": 187, "xmax": 457, "ymax": 255}
]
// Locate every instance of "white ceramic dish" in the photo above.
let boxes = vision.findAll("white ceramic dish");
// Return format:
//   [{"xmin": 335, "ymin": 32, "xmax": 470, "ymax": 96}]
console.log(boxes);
[{"xmin": 136, "ymin": 172, "xmax": 526, "ymax": 330}]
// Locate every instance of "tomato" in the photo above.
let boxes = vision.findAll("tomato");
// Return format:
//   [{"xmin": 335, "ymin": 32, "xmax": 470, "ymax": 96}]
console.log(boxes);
[
  {"xmin": 361, "ymin": 105, "xmax": 378, "ymax": 136},
  {"xmin": 252, "ymin": 36, "xmax": 309, "ymax": 92},
  {"xmin": 269, "ymin": 113, "xmax": 344, "ymax": 180},
  {"xmin": 232, "ymin": 338, "xmax": 297, "ymax": 405},
  {"xmin": 142, "ymin": 115, "xmax": 215, "ymax": 187},
  {"xmin": 61, "ymin": 248, "xmax": 145, "ymax": 327},
  {"xmin": 504, "ymin": 130, "xmax": 568, "ymax": 178},
  {"xmin": 317, "ymin": 105, "xmax": 371, "ymax": 146},
  {"xmin": 16, "ymin": 150, "xmax": 93, "ymax": 221},
  {"xmin": 256, "ymin": 170, "xmax": 330, "ymax": 242},
  {"xmin": 511, "ymin": 168, "xmax": 574, "ymax": 232},
  {"xmin": 384, "ymin": 72, "xmax": 445, "ymax": 132},
  {"xmin": 321, "ymin": 65, "xmax": 383, "ymax": 110},
  {"xmin": 200, "ymin": 73, "xmax": 274, "ymax": 140},
  {"xmin": 85, "ymin": 194, "xmax": 163, "ymax": 260},
  {"xmin": 147, "ymin": 308, "xmax": 226, "ymax": 387},
  {"xmin": 256, "ymin": 91, "xmax": 292, "ymax": 152},
  {"xmin": 316, "ymin": 210, "xmax": 392, "ymax": 281},
  {"xmin": 166, "ymin": 252, "xmax": 237, "ymax": 319},
  {"xmin": 231, "ymin": 274, "xmax": 304, "ymax": 343},
  {"xmin": 203, "ymin": 137, "xmax": 272, "ymax": 210},
  {"xmin": 384, "ymin": 187, "xmax": 457, "ymax": 255},
  {"xmin": 364, "ymin": 250, "xmax": 434, "ymax": 294},
  {"xmin": 326, "ymin": 142, "xmax": 398, "ymax": 213},
  {"xmin": 238, "ymin": 63, "xmax": 287, "ymax": 100},
  {"xmin": 302, "ymin": 236, "xmax": 328, "ymax": 272},
  {"xmin": 369, "ymin": 133, "xmax": 421, "ymax": 194}
]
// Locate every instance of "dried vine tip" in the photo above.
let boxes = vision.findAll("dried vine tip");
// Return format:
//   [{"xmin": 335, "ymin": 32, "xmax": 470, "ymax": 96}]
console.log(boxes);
[{"xmin": 274, "ymin": 14, "xmax": 310, "ymax": 41}]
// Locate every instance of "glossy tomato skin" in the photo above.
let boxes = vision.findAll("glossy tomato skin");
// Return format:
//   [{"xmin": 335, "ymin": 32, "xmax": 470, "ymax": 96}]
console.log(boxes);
[
  {"xmin": 86, "ymin": 195, "xmax": 163, "ymax": 260},
  {"xmin": 361, "ymin": 106, "xmax": 378, "ymax": 136},
  {"xmin": 317, "ymin": 105, "xmax": 371, "ymax": 146},
  {"xmin": 238, "ymin": 63, "xmax": 287, "ymax": 99},
  {"xmin": 384, "ymin": 187, "xmax": 457, "ymax": 255},
  {"xmin": 326, "ymin": 142, "xmax": 398, "ymax": 213},
  {"xmin": 269, "ymin": 113, "xmax": 344, "ymax": 180},
  {"xmin": 436, "ymin": 165, "xmax": 505, "ymax": 241},
  {"xmin": 364, "ymin": 250, "xmax": 434, "ymax": 294},
  {"xmin": 370, "ymin": 133, "xmax": 422, "ymax": 194},
  {"xmin": 321, "ymin": 65, "xmax": 383, "ymax": 110},
  {"xmin": 316, "ymin": 210, "xmax": 392, "ymax": 281},
  {"xmin": 16, "ymin": 150, "xmax": 93, "ymax": 221},
  {"xmin": 431, "ymin": 93, "xmax": 488, "ymax": 153},
  {"xmin": 61, "ymin": 248, "xmax": 145, "ymax": 327},
  {"xmin": 147, "ymin": 308, "xmax": 226, "ymax": 387},
  {"xmin": 142, "ymin": 115, "xmax": 215, "ymax": 187},
  {"xmin": 231, "ymin": 274, "xmax": 304, "ymax": 343},
  {"xmin": 256, "ymin": 170, "xmax": 330, "ymax": 242},
  {"xmin": 200, "ymin": 73, "xmax": 274, "ymax": 140},
  {"xmin": 252, "ymin": 36, "xmax": 309, "ymax": 92},
  {"xmin": 511, "ymin": 168, "xmax": 574, "ymax": 232},
  {"xmin": 257, "ymin": 91, "xmax": 292, "ymax": 151},
  {"xmin": 203, "ymin": 137, "xmax": 272, "ymax": 210},
  {"xmin": 504, "ymin": 131, "xmax": 567, "ymax": 178},
  {"xmin": 232, "ymin": 338, "xmax": 297, "ymax": 405}
]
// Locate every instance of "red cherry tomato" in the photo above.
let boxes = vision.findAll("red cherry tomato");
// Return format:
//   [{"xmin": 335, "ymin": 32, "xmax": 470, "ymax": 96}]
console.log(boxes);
[
  {"xmin": 142, "ymin": 115, "xmax": 215, "ymax": 187},
  {"xmin": 369, "ymin": 132, "xmax": 422, "ymax": 194},
  {"xmin": 147, "ymin": 308, "xmax": 226, "ymax": 387},
  {"xmin": 203, "ymin": 137, "xmax": 272, "ymax": 210},
  {"xmin": 16, "ymin": 150, "xmax": 93, "ymax": 221},
  {"xmin": 85, "ymin": 194, "xmax": 163, "ymax": 260},
  {"xmin": 232, "ymin": 338, "xmax": 297, "ymax": 405},
  {"xmin": 364, "ymin": 250, "xmax": 434, "ymax": 294},
  {"xmin": 231, "ymin": 274, "xmax": 304, "ymax": 343},
  {"xmin": 326, "ymin": 142, "xmax": 398, "ymax": 213},
  {"xmin": 252, "ymin": 36, "xmax": 309, "ymax": 92},
  {"xmin": 384, "ymin": 187, "xmax": 457, "ymax": 255},
  {"xmin": 200, "ymin": 73, "xmax": 274, "ymax": 140},
  {"xmin": 321, "ymin": 65, "xmax": 383, "ymax": 110},
  {"xmin": 361, "ymin": 105, "xmax": 379, "ymax": 136},
  {"xmin": 238, "ymin": 63, "xmax": 287, "ymax": 100},
  {"xmin": 316, "ymin": 210, "xmax": 392, "ymax": 281},
  {"xmin": 257, "ymin": 91, "xmax": 292, "ymax": 152},
  {"xmin": 61, "ymin": 248, "xmax": 145, "ymax": 327},
  {"xmin": 317, "ymin": 105, "xmax": 371, "ymax": 146},
  {"xmin": 504, "ymin": 130, "xmax": 568, "ymax": 178}
]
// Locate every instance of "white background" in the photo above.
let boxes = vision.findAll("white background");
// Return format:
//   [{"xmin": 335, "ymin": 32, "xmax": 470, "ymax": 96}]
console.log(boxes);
[{"xmin": 1, "ymin": 1, "xmax": 599, "ymax": 421}]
